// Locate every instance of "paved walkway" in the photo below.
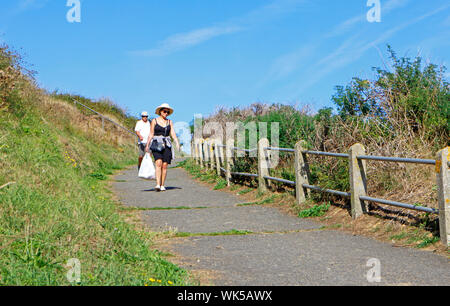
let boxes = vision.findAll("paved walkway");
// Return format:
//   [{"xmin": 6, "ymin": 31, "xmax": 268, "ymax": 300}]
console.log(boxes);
[{"xmin": 113, "ymin": 160, "xmax": 450, "ymax": 286}]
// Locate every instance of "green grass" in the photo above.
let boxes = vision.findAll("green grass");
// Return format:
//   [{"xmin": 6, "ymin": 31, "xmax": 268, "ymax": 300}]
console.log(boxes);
[
  {"xmin": 174, "ymin": 229, "xmax": 253, "ymax": 238},
  {"xmin": 417, "ymin": 236, "xmax": 440, "ymax": 248},
  {"xmin": 213, "ymin": 178, "xmax": 227, "ymax": 190},
  {"xmin": 237, "ymin": 188, "xmax": 254, "ymax": 195},
  {"xmin": 298, "ymin": 203, "xmax": 331, "ymax": 218},
  {"xmin": 120, "ymin": 206, "xmax": 208, "ymax": 211},
  {"xmin": 390, "ymin": 232, "xmax": 409, "ymax": 241},
  {"xmin": 230, "ymin": 184, "xmax": 241, "ymax": 191},
  {"xmin": 389, "ymin": 229, "xmax": 440, "ymax": 249},
  {"xmin": 0, "ymin": 95, "xmax": 191, "ymax": 286},
  {"xmin": 179, "ymin": 159, "xmax": 228, "ymax": 191},
  {"xmin": 236, "ymin": 195, "xmax": 277, "ymax": 207}
]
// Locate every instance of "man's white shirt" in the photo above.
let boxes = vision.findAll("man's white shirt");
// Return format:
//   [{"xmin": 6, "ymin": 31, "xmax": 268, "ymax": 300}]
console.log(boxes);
[{"xmin": 135, "ymin": 120, "xmax": 151, "ymax": 144}]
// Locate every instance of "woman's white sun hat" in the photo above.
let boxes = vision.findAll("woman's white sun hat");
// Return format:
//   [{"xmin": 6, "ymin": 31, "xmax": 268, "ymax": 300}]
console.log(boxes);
[{"xmin": 155, "ymin": 103, "xmax": 174, "ymax": 116}]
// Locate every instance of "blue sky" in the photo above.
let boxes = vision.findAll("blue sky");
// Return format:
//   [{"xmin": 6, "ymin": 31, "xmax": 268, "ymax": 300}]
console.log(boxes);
[{"xmin": 1, "ymin": 0, "xmax": 449, "ymax": 127}]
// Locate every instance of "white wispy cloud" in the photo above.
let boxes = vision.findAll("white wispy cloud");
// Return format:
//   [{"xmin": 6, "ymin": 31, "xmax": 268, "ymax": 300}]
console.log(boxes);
[
  {"xmin": 130, "ymin": 0, "xmax": 308, "ymax": 57},
  {"xmin": 131, "ymin": 26, "xmax": 242, "ymax": 57},
  {"xmin": 290, "ymin": 3, "xmax": 450, "ymax": 95},
  {"xmin": 443, "ymin": 15, "xmax": 450, "ymax": 27},
  {"xmin": 261, "ymin": 0, "xmax": 410, "ymax": 87},
  {"xmin": 267, "ymin": 44, "xmax": 317, "ymax": 80},
  {"xmin": 327, "ymin": 0, "xmax": 411, "ymax": 38},
  {"xmin": 14, "ymin": 0, "xmax": 49, "ymax": 14}
]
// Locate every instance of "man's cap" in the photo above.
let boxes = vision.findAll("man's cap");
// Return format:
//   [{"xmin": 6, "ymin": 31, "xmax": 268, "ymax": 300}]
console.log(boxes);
[{"xmin": 141, "ymin": 111, "xmax": 149, "ymax": 117}]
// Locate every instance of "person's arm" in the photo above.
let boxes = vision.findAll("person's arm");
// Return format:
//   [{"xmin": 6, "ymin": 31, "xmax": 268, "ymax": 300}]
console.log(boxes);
[
  {"xmin": 135, "ymin": 122, "xmax": 144, "ymax": 142},
  {"xmin": 170, "ymin": 120, "xmax": 180, "ymax": 151},
  {"xmin": 136, "ymin": 131, "xmax": 144, "ymax": 142},
  {"xmin": 145, "ymin": 119, "xmax": 156, "ymax": 152}
]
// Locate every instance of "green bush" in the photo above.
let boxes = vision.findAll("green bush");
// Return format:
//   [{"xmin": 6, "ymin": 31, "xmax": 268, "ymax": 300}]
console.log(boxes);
[{"xmin": 333, "ymin": 45, "xmax": 449, "ymax": 143}]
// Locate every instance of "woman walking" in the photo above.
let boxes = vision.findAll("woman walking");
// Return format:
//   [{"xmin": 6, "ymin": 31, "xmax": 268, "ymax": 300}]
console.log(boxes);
[{"xmin": 145, "ymin": 103, "xmax": 180, "ymax": 192}]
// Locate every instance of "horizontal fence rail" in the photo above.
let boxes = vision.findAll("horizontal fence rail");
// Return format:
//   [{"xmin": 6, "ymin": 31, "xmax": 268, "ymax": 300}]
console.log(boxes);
[
  {"xmin": 357, "ymin": 155, "xmax": 436, "ymax": 165},
  {"xmin": 304, "ymin": 151, "xmax": 349, "ymax": 158},
  {"xmin": 231, "ymin": 147, "xmax": 257, "ymax": 153},
  {"xmin": 231, "ymin": 172, "xmax": 259, "ymax": 178},
  {"xmin": 264, "ymin": 147, "xmax": 296, "ymax": 153},
  {"xmin": 264, "ymin": 176, "xmax": 295, "ymax": 185},
  {"xmin": 303, "ymin": 184, "xmax": 351, "ymax": 198},
  {"xmin": 192, "ymin": 137, "xmax": 449, "ymax": 246},
  {"xmin": 359, "ymin": 196, "xmax": 439, "ymax": 214}
]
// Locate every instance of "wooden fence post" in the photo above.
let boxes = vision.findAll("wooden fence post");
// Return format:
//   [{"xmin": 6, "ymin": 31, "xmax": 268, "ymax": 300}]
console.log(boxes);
[
  {"xmin": 193, "ymin": 141, "xmax": 197, "ymax": 164},
  {"xmin": 193, "ymin": 142, "xmax": 197, "ymax": 162},
  {"xmin": 219, "ymin": 142, "xmax": 225, "ymax": 178},
  {"xmin": 203, "ymin": 141, "xmax": 209, "ymax": 169},
  {"xmin": 436, "ymin": 147, "xmax": 450, "ymax": 246},
  {"xmin": 199, "ymin": 139, "xmax": 204, "ymax": 168},
  {"xmin": 294, "ymin": 140, "xmax": 311, "ymax": 205},
  {"xmin": 258, "ymin": 138, "xmax": 270, "ymax": 193},
  {"xmin": 215, "ymin": 140, "xmax": 221, "ymax": 176},
  {"xmin": 195, "ymin": 142, "xmax": 200, "ymax": 165},
  {"xmin": 226, "ymin": 140, "xmax": 233, "ymax": 186},
  {"xmin": 208, "ymin": 141, "xmax": 212, "ymax": 170},
  {"xmin": 349, "ymin": 143, "xmax": 368, "ymax": 219},
  {"xmin": 210, "ymin": 141, "xmax": 216, "ymax": 171}
]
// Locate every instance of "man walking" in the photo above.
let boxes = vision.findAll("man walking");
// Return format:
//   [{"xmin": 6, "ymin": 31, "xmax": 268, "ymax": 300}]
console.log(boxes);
[{"xmin": 135, "ymin": 111, "xmax": 151, "ymax": 170}]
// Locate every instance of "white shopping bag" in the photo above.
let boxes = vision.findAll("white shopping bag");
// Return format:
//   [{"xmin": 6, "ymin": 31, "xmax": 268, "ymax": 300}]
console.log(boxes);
[{"xmin": 138, "ymin": 153, "xmax": 156, "ymax": 180}]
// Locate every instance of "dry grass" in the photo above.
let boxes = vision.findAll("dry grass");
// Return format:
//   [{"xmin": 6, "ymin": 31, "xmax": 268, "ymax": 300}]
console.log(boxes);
[
  {"xmin": 198, "ymin": 98, "xmax": 445, "ymax": 230},
  {"xmin": 39, "ymin": 94, "xmax": 135, "ymax": 147}
]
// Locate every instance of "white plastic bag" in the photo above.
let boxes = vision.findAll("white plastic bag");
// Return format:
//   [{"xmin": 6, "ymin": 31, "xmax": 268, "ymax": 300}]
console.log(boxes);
[{"xmin": 138, "ymin": 153, "xmax": 156, "ymax": 180}]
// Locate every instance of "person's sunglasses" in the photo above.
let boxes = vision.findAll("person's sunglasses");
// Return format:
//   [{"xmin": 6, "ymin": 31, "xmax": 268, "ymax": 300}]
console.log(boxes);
[
  {"xmin": 142, "ymin": 116, "xmax": 148, "ymax": 118},
  {"xmin": 161, "ymin": 110, "xmax": 170, "ymax": 114}
]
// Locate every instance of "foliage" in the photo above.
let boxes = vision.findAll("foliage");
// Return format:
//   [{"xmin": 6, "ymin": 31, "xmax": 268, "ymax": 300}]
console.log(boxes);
[
  {"xmin": 333, "ymin": 45, "xmax": 449, "ymax": 142},
  {"xmin": 332, "ymin": 78, "xmax": 382, "ymax": 118},
  {"xmin": 196, "ymin": 45, "xmax": 448, "ymax": 218},
  {"xmin": 298, "ymin": 203, "xmax": 331, "ymax": 218}
]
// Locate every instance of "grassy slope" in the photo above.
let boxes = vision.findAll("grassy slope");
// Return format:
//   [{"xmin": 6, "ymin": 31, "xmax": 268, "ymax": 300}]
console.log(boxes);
[{"xmin": 0, "ymin": 91, "xmax": 190, "ymax": 285}]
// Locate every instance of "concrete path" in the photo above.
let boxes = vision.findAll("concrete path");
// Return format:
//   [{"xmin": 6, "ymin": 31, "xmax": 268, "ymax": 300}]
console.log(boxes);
[{"xmin": 113, "ymin": 160, "xmax": 450, "ymax": 286}]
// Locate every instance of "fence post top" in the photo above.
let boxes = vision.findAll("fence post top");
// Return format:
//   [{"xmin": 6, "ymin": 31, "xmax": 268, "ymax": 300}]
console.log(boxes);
[
  {"xmin": 295, "ymin": 140, "xmax": 307, "ymax": 147},
  {"xmin": 437, "ymin": 147, "xmax": 450, "ymax": 154},
  {"xmin": 350, "ymin": 143, "xmax": 365, "ymax": 150}
]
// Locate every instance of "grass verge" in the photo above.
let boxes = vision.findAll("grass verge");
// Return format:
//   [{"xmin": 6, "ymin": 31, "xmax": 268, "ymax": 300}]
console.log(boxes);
[{"xmin": 0, "ymin": 95, "xmax": 191, "ymax": 285}]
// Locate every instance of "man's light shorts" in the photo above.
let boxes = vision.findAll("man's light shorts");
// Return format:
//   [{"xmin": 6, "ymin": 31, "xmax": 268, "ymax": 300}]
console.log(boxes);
[{"xmin": 138, "ymin": 143, "xmax": 147, "ymax": 157}]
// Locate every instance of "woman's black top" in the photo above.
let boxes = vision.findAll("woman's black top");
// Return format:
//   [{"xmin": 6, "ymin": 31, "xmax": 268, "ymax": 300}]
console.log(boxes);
[
  {"xmin": 152, "ymin": 119, "xmax": 173, "ymax": 164},
  {"xmin": 154, "ymin": 119, "xmax": 171, "ymax": 136}
]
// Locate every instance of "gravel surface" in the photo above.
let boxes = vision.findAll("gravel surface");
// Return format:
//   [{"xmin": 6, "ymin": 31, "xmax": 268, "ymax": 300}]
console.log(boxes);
[
  {"xmin": 113, "ymin": 162, "xmax": 242, "ymax": 208},
  {"xmin": 113, "ymin": 159, "xmax": 450, "ymax": 286},
  {"xmin": 142, "ymin": 206, "xmax": 321, "ymax": 233},
  {"xmin": 167, "ymin": 232, "xmax": 450, "ymax": 286}
]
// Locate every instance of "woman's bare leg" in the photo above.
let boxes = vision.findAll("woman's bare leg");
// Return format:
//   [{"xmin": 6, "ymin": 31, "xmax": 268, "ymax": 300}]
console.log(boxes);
[
  {"xmin": 161, "ymin": 162, "xmax": 169, "ymax": 187},
  {"xmin": 155, "ymin": 159, "xmax": 163, "ymax": 187}
]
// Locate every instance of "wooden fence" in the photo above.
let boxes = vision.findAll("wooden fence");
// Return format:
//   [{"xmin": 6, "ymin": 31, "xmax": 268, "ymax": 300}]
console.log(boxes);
[{"xmin": 190, "ymin": 138, "xmax": 450, "ymax": 247}]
